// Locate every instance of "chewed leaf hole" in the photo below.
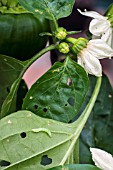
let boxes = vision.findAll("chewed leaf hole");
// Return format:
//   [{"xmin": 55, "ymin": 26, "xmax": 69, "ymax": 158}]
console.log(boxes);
[
  {"xmin": 65, "ymin": 104, "xmax": 68, "ymax": 107},
  {"xmin": 20, "ymin": 132, "xmax": 26, "ymax": 138},
  {"xmin": 43, "ymin": 108, "xmax": 48, "ymax": 112},
  {"xmin": 0, "ymin": 160, "xmax": 11, "ymax": 167},
  {"xmin": 67, "ymin": 78, "xmax": 71, "ymax": 86},
  {"xmin": 68, "ymin": 97, "xmax": 75, "ymax": 106},
  {"xmin": 34, "ymin": 104, "xmax": 38, "ymax": 110},
  {"xmin": 40, "ymin": 155, "xmax": 52, "ymax": 166}
]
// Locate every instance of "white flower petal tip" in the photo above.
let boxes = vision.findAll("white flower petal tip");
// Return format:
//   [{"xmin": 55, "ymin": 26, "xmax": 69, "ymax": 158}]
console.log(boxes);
[
  {"xmin": 77, "ymin": 9, "xmax": 106, "ymax": 19},
  {"xmin": 90, "ymin": 148, "xmax": 113, "ymax": 170},
  {"xmin": 77, "ymin": 8, "xmax": 81, "ymax": 13}
]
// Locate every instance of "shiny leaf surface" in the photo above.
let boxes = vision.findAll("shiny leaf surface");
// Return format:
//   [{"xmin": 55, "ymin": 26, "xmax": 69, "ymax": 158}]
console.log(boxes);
[
  {"xmin": 22, "ymin": 56, "xmax": 89, "ymax": 122},
  {"xmin": 18, "ymin": 0, "xmax": 75, "ymax": 20}
]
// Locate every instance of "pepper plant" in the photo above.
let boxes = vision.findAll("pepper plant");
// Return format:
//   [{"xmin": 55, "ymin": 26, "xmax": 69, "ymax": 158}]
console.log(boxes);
[{"xmin": 0, "ymin": 0, "xmax": 113, "ymax": 170}]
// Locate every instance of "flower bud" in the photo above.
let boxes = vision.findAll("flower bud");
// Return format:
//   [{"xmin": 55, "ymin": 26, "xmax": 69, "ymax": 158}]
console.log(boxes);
[
  {"xmin": 71, "ymin": 38, "xmax": 88, "ymax": 55},
  {"xmin": 58, "ymin": 42, "xmax": 70, "ymax": 54},
  {"xmin": 55, "ymin": 27, "xmax": 67, "ymax": 40}
]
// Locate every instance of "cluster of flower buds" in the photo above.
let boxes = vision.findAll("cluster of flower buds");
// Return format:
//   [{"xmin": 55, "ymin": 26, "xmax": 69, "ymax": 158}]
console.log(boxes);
[{"xmin": 56, "ymin": 6, "xmax": 113, "ymax": 77}]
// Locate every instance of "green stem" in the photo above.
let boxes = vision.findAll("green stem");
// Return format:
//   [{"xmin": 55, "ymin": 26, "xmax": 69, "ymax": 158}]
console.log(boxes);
[
  {"xmin": 66, "ymin": 37, "xmax": 77, "ymax": 44},
  {"xmin": 60, "ymin": 76, "xmax": 102, "ymax": 165},
  {"xmin": 53, "ymin": 17, "xmax": 58, "ymax": 30},
  {"xmin": 20, "ymin": 44, "xmax": 56, "ymax": 78},
  {"xmin": 67, "ymin": 31, "xmax": 81, "ymax": 35}
]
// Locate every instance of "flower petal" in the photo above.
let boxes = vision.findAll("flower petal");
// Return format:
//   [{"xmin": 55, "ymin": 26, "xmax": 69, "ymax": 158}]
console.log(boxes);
[
  {"xmin": 101, "ymin": 27, "xmax": 113, "ymax": 47},
  {"xmin": 77, "ymin": 9, "xmax": 107, "ymax": 20},
  {"xmin": 78, "ymin": 49, "xmax": 102, "ymax": 76},
  {"xmin": 90, "ymin": 19, "xmax": 110, "ymax": 36},
  {"xmin": 77, "ymin": 9, "xmax": 111, "ymax": 38},
  {"xmin": 87, "ymin": 39, "xmax": 113, "ymax": 59},
  {"xmin": 90, "ymin": 148, "xmax": 113, "ymax": 170}
]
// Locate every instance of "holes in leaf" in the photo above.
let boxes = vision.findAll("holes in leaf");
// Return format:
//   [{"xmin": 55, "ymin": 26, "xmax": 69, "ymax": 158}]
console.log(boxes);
[
  {"xmin": 67, "ymin": 97, "xmax": 75, "ymax": 106},
  {"xmin": 0, "ymin": 160, "xmax": 11, "ymax": 167},
  {"xmin": 40, "ymin": 155, "xmax": 52, "ymax": 166},
  {"xmin": 34, "ymin": 104, "xmax": 38, "ymax": 110},
  {"xmin": 67, "ymin": 78, "xmax": 71, "ymax": 86},
  {"xmin": 20, "ymin": 132, "xmax": 26, "ymax": 138},
  {"xmin": 6, "ymin": 87, "xmax": 10, "ymax": 93},
  {"xmin": 65, "ymin": 104, "xmax": 68, "ymax": 107},
  {"xmin": 43, "ymin": 108, "xmax": 48, "ymax": 112}
]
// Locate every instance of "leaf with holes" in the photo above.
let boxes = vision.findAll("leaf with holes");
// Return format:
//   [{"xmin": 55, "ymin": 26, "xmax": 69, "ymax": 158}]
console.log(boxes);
[
  {"xmin": 22, "ymin": 56, "xmax": 89, "ymax": 123},
  {"xmin": 18, "ymin": 0, "xmax": 75, "ymax": 20},
  {"xmin": 0, "ymin": 109, "xmax": 91, "ymax": 170},
  {"xmin": 0, "ymin": 55, "xmax": 24, "ymax": 117},
  {"xmin": 48, "ymin": 164, "xmax": 101, "ymax": 170}
]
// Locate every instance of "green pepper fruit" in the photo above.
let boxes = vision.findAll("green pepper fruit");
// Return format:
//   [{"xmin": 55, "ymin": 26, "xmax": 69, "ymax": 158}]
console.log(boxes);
[{"xmin": 0, "ymin": 0, "xmax": 50, "ymax": 61}]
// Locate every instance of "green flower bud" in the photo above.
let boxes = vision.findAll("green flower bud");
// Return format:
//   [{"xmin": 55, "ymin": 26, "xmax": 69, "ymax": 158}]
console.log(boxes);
[
  {"xmin": 58, "ymin": 42, "xmax": 70, "ymax": 54},
  {"xmin": 71, "ymin": 38, "xmax": 88, "ymax": 55},
  {"xmin": 55, "ymin": 27, "xmax": 67, "ymax": 40}
]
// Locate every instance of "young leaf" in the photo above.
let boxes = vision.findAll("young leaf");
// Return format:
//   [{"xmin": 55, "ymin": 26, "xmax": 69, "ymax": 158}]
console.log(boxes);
[
  {"xmin": 48, "ymin": 164, "xmax": 101, "ymax": 170},
  {"xmin": 18, "ymin": 0, "xmax": 75, "ymax": 20},
  {"xmin": 0, "ymin": 55, "xmax": 24, "ymax": 116},
  {"xmin": 22, "ymin": 56, "xmax": 89, "ymax": 123}
]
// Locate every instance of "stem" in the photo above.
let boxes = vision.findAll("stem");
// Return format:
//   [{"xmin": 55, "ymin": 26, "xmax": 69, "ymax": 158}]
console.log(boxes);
[
  {"xmin": 20, "ymin": 44, "xmax": 56, "ymax": 78},
  {"xmin": 53, "ymin": 17, "xmax": 58, "ymax": 30},
  {"xmin": 60, "ymin": 76, "xmax": 102, "ymax": 165},
  {"xmin": 66, "ymin": 37, "xmax": 77, "ymax": 44},
  {"xmin": 67, "ymin": 31, "xmax": 81, "ymax": 35}
]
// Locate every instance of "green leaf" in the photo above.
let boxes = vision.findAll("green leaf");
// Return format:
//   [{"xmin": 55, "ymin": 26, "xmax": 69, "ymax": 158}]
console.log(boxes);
[
  {"xmin": 0, "ymin": 77, "xmax": 101, "ymax": 170},
  {"xmin": 80, "ymin": 74, "xmax": 113, "ymax": 164},
  {"xmin": 22, "ymin": 56, "xmax": 89, "ymax": 123},
  {"xmin": 0, "ymin": 110, "xmax": 89, "ymax": 170},
  {"xmin": 0, "ymin": 55, "xmax": 24, "ymax": 117},
  {"xmin": 18, "ymin": 0, "xmax": 75, "ymax": 20},
  {"xmin": 49, "ymin": 164, "xmax": 100, "ymax": 170}
]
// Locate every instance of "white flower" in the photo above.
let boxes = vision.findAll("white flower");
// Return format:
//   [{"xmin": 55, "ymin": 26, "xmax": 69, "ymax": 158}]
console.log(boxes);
[
  {"xmin": 78, "ymin": 9, "xmax": 113, "ymax": 48},
  {"xmin": 77, "ymin": 39, "xmax": 113, "ymax": 76},
  {"xmin": 90, "ymin": 148, "xmax": 113, "ymax": 170}
]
